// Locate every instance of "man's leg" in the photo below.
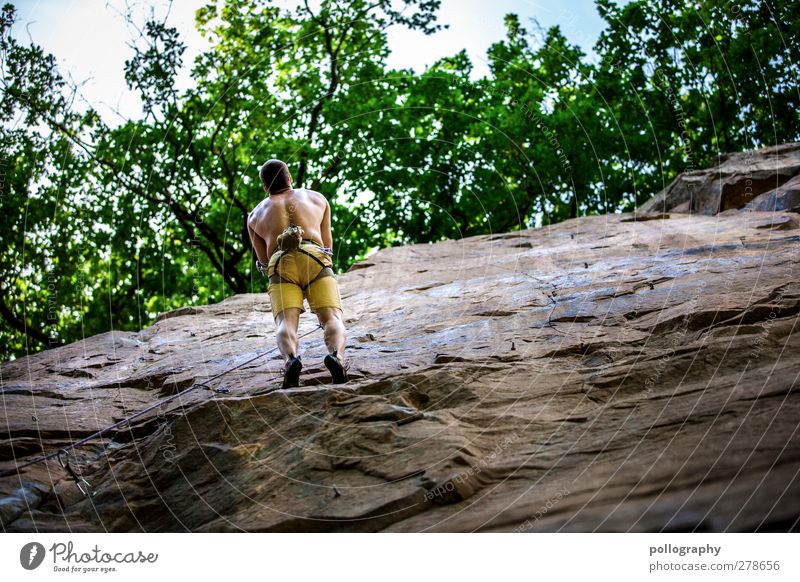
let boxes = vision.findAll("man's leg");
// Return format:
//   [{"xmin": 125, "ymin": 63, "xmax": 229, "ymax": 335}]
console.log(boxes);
[
  {"xmin": 315, "ymin": 306, "xmax": 346, "ymax": 364},
  {"xmin": 268, "ymin": 280, "xmax": 304, "ymax": 366},
  {"xmin": 275, "ymin": 307, "xmax": 302, "ymax": 366},
  {"xmin": 307, "ymin": 275, "xmax": 346, "ymax": 364}
]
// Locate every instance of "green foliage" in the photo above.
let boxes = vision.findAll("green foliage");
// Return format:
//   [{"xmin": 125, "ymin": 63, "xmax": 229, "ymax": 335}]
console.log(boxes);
[
  {"xmin": 1, "ymin": 0, "xmax": 798, "ymax": 360},
  {"xmin": 593, "ymin": 0, "xmax": 800, "ymax": 206}
]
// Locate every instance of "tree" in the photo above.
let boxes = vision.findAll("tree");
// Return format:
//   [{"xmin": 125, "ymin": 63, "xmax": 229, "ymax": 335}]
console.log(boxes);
[
  {"xmin": 0, "ymin": 0, "xmax": 445, "ymax": 359},
  {"xmin": 1, "ymin": 0, "xmax": 798, "ymax": 361},
  {"xmin": 592, "ymin": 0, "xmax": 800, "ymax": 207}
]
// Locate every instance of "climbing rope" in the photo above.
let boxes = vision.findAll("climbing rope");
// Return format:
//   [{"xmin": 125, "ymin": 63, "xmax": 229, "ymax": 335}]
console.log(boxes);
[{"xmin": 0, "ymin": 325, "xmax": 323, "ymax": 491}]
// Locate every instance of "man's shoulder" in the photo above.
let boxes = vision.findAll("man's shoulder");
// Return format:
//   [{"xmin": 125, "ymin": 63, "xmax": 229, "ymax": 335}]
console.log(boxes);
[
  {"xmin": 248, "ymin": 198, "xmax": 270, "ymax": 222},
  {"xmin": 303, "ymin": 188, "xmax": 329, "ymax": 205}
]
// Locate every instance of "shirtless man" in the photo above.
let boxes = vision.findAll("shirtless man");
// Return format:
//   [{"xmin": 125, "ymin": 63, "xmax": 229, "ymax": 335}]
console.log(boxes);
[{"xmin": 247, "ymin": 159, "xmax": 348, "ymax": 388}]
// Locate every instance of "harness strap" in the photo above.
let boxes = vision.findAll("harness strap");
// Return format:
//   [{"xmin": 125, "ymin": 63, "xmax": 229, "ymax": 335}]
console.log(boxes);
[
  {"xmin": 269, "ymin": 243, "xmax": 335, "ymax": 291},
  {"xmin": 271, "ymin": 250, "xmax": 287, "ymax": 278},
  {"xmin": 297, "ymin": 246, "xmax": 329, "ymax": 269},
  {"xmin": 270, "ymin": 242, "xmax": 329, "ymax": 272},
  {"xmin": 269, "ymin": 266, "xmax": 334, "ymax": 289}
]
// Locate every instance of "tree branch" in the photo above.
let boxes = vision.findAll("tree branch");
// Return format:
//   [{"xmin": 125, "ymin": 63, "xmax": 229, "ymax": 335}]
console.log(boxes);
[{"xmin": 0, "ymin": 294, "xmax": 62, "ymax": 348}]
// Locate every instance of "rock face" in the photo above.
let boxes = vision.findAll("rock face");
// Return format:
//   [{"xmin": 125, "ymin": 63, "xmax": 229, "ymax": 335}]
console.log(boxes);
[
  {"xmin": 637, "ymin": 142, "xmax": 800, "ymax": 215},
  {"xmin": 746, "ymin": 174, "xmax": 800, "ymax": 213},
  {"xmin": 1, "ymin": 211, "xmax": 799, "ymax": 532}
]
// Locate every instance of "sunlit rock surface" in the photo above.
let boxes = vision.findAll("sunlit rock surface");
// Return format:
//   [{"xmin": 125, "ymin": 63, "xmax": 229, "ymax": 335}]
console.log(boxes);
[{"xmin": 1, "ymin": 207, "xmax": 799, "ymax": 532}]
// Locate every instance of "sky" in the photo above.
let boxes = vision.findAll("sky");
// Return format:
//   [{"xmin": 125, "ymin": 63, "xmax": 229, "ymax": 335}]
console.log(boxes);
[{"xmin": 11, "ymin": 0, "xmax": 626, "ymax": 123}]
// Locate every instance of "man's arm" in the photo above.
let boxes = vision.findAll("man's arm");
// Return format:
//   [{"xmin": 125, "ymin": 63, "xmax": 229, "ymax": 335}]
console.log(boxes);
[
  {"xmin": 321, "ymin": 199, "xmax": 333, "ymax": 252},
  {"xmin": 247, "ymin": 213, "xmax": 269, "ymax": 264}
]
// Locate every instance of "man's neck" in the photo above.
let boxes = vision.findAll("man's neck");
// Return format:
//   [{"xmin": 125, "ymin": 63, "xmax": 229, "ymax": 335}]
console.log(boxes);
[{"xmin": 270, "ymin": 186, "xmax": 294, "ymax": 196}]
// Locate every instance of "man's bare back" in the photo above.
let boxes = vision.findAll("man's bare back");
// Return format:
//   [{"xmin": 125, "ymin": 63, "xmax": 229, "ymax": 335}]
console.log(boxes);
[{"xmin": 247, "ymin": 188, "xmax": 332, "ymax": 263}]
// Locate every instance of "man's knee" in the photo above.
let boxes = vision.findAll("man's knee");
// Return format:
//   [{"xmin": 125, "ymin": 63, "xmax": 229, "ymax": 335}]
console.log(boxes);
[
  {"xmin": 276, "ymin": 307, "xmax": 302, "ymax": 328},
  {"xmin": 315, "ymin": 306, "xmax": 343, "ymax": 327}
]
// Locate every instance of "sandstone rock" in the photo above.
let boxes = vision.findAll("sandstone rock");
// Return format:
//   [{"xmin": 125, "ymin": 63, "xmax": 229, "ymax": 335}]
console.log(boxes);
[
  {"xmin": 1, "ymin": 210, "xmax": 799, "ymax": 532},
  {"xmin": 745, "ymin": 174, "xmax": 800, "ymax": 213},
  {"xmin": 637, "ymin": 142, "xmax": 800, "ymax": 215}
]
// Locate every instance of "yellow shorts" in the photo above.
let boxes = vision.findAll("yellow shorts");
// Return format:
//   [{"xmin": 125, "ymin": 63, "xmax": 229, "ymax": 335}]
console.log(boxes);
[{"xmin": 267, "ymin": 242, "xmax": 343, "ymax": 319}]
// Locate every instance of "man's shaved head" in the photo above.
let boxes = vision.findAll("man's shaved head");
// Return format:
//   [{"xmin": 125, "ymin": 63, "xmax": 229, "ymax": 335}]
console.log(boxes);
[{"xmin": 259, "ymin": 159, "xmax": 292, "ymax": 194}]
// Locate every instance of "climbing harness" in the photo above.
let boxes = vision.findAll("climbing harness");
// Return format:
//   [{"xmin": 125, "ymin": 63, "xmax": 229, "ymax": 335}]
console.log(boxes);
[
  {"xmin": 0, "ymin": 325, "xmax": 323, "ymax": 494},
  {"xmin": 255, "ymin": 225, "xmax": 333, "ymax": 280},
  {"xmin": 268, "ymin": 229, "xmax": 336, "ymax": 292}
]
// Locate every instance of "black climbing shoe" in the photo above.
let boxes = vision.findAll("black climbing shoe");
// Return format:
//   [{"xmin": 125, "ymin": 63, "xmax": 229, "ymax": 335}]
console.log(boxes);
[
  {"xmin": 324, "ymin": 351, "xmax": 349, "ymax": 384},
  {"xmin": 282, "ymin": 354, "xmax": 302, "ymax": 388}
]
